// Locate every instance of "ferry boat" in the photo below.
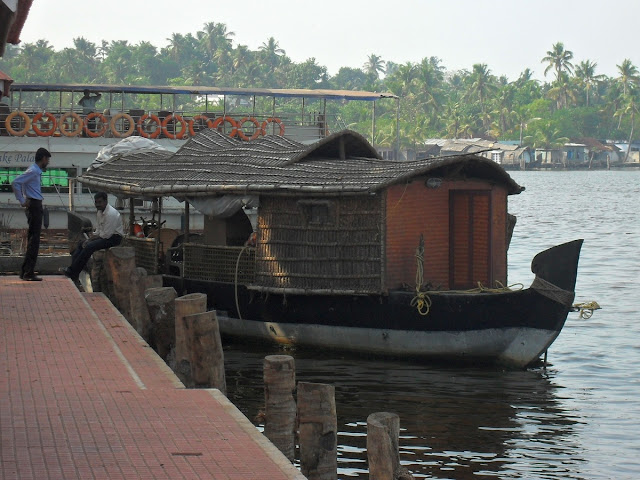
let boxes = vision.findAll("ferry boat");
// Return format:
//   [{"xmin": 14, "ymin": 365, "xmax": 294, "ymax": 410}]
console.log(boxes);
[
  {"xmin": 0, "ymin": 83, "xmax": 397, "ymax": 230},
  {"xmin": 77, "ymin": 128, "xmax": 584, "ymax": 368}
]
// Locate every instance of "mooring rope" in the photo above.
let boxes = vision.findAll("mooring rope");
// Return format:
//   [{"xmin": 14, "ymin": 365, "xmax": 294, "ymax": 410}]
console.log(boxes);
[
  {"xmin": 411, "ymin": 235, "xmax": 432, "ymax": 316},
  {"xmin": 571, "ymin": 301, "xmax": 601, "ymax": 319},
  {"xmin": 531, "ymin": 275, "xmax": 575, "ymax": 306},
  {"xmin": 234, "ymin": 245, "xmax": 250, "ymax": 321}
]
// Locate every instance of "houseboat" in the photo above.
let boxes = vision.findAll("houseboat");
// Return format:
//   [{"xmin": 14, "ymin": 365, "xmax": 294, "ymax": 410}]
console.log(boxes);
[
  {"xmin": 0, "ymin": 83, "xmax": 397, "ymax": 230},
  {"xmin": 77, "ymin": 128, "xmax": 583, "ymax": 368}
]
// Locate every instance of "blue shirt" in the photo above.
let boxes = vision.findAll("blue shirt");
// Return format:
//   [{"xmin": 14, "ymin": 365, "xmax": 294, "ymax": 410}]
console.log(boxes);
[{"xmin": 12, "ymin": 164, "xmax": 43, "ymax": 204}]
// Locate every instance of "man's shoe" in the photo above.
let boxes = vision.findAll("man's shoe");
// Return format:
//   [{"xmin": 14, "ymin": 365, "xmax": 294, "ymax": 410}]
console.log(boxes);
[{"xmin": 23, "ymin": 275, "xmax": 42, "ymax": 281}]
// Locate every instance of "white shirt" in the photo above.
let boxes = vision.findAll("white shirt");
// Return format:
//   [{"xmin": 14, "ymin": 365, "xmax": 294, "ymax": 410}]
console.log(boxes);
[{"xmin": 96, "ymin": 204, "xmax": 124, "ymax": 239}]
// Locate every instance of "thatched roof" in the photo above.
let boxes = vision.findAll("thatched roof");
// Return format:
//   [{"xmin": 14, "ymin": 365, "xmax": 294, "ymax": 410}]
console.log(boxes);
[{"xmin": 78, "ymin": 129, "xmax": 523, "ymax": 197}]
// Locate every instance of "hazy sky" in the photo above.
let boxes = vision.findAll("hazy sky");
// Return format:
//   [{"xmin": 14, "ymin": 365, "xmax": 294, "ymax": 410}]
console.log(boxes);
[{"xmin": 18, "ymin": 0, "xmax": 640, "ymax": 82}]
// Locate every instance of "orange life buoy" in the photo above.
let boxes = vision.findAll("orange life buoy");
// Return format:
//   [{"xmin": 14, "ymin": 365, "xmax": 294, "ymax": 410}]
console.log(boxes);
[
  {"xmin": 5, "ymin": 111, "xmax": 31, "ymax": 136},
  {"xmin": 32, "ymin": 112, "xmax": 57, "ymax": 137},
  {"xmin": 137, "ymin": 114, "xmax": 161, "ymax": 139},
  {"xmin": 110, "ymin": 112, "xmax": 135, "ymax": 138},
  {"xmin": 188, "ymin": 114, "xmax": 214, "ymax": 137},
  {"xmin": 261, "ymin": 117, "xmax": 285, "ymax": 136},
  {"xmin": 236, "ymin": 117, "xmax": 262, "ymax": 141},
  {"xmin": 84, "ymin": 112, "xmax": 108, "ymax": 137},
  {"xmin": 211, "ymin": 115, "xmax": 238, "ymax": 137},
  {"xmin": 58, "ymin": 112, "xmax": 83, "ymax": 137},
  {"xmin": 161, "ymin": 114, "xmax": 187, "ymax": 140}
]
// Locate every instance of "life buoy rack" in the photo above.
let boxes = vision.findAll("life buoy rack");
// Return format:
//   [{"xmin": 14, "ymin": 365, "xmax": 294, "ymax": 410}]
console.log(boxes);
[
  {"xmin": 84, "ymin": 112, "xmax": 108, "ymax": 137},
  {"xmin": 261, "ymin": 117, "xmax": 285, "ymax": 136},
  {"xmin": 32, "ymin": 112, "xmax": 57, "ymax": 137},
  {"xmin": 110, "ymin": 112, "xmax": 135, "ymax": 138},
  {"xmin": 236, "ymin": 117, "xmax": 262, "ymax": 141},
  {"xmin": 211, "ymin": 115, "xmax": 238, "ymax": 137},
  {"xmin": 161, "ymin": 114, "xmax": 187, "ymax": 140},
  {"xmin": 137, "ymin": 114, "xmax": 161, "ymax": 139},
  {"xmin": 59, "ymin": 112, "xmax": 83, "ymax": 137},
  {"xmin": 5, "ymin": 111, "xmax": 31, "ymax": 136},
  {"xmin": 188, "ymin": 114, "xmax": 214, "ymax": 137}
]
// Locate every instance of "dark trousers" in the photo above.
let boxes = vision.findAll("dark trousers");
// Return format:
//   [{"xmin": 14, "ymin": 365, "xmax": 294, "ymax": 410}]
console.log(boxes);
[
  {"xmin": 69, "ymin": 234, "xmax": 122, "ymax": 278},
  {"xmin": 21, "ymin": 199, "xmax": 43, "ymax": 278}
]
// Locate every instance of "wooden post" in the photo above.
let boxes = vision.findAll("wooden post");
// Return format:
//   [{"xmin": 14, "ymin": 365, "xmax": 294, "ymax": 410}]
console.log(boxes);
[
  {"xmin": 105, "ymin": 246, "xmax": 136, "ymax": 316},
  {"xmin": 144, "ymin": 286, "xmax": 177, "ymax": 360},
  {"xmin": 298, "ymin": 382, "xmax": 337, "ymax": 480},
  {"xmin": 174, "ymin": 293, "xmax": 207, "ymax": 387},
  {"xmin": 263, "ymin": 355, "xmax": 296, "ymax": 462},
  {"xmin": 367, "ymin": 412, "xmax": 412, "ymax": 480},
  {"xmin": 128, "ymin": 268, "xmax": 163, "ymax": 340},
  {"xmin": 182, "ymin": 310, "xmax": 226, "ymax": 394},
  {"xmin": 90, "ymin": 250, "xmax": 107, "ymax": 292}
]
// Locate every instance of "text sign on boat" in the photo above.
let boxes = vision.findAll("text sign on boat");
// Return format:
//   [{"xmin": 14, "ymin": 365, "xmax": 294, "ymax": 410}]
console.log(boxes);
[{"xmin": 0, "ymin": 152, "xmax": 36, "ymax": 165}]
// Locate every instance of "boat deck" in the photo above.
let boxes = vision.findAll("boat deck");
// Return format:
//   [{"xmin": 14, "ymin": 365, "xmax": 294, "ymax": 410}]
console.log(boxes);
[{"xmin": 0, "ymin": 275, "xmax": 304, "ymax": 480}]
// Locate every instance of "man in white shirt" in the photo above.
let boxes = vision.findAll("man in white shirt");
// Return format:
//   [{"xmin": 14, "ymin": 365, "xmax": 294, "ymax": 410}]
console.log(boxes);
[{"xmin": 61, "ymin": 192, "xmax": 124, "ymax": 281}]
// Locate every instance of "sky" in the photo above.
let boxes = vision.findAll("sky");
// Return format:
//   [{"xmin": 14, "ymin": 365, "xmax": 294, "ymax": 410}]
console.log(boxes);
[{"xmin": 18, "ymin": 0, "xmax": 640, "ymax": 82}]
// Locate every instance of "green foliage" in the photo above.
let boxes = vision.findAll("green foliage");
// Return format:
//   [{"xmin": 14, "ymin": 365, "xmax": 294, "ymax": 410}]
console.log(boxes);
[{"xmin": 2, "ymin": 32, "xmax": 639, "ymax": 146}]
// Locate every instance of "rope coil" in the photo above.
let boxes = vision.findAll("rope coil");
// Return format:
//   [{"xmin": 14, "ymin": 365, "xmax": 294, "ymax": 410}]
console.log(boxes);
[{"xmin": 571, "ymin": 301, "xmax": 601, "ymax": 319}]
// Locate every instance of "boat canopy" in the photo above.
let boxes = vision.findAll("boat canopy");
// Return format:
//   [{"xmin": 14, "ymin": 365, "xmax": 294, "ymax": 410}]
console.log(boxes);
[
  {"xmin": 77, "ymin": 129, "xmax": 523, "ymax": 197},
  {"xmin": 10, "ymin": 83, "xmax": 397, "ymax": 101}
]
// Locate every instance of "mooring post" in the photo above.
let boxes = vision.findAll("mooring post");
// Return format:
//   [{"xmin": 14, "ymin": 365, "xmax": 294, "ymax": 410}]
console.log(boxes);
[
  {"xmin": 182, "ymin": 310, "xmax": 226, "ymax": 394},
  {"xmin": 144, "ymin": 286, "xmax": 177, "ymax": 360},
  {"xmin": 263, "ymin": 355, "xmax": 296, "ymax": 462},
  {"xmin": 174, "ymin": 293, "xmax": 207, "ymax": 387},
  {"xmin": 128, "ymin": 269, "xmax": 163, "ymax": 340},
  {"xmin": 297, "ymin": 382, "xmax": 337, "ymax": 480},
  {"xmin": 104, "ymin": 246, "xmax": 136, "ymax": 316},
  {"xmin": 367, "ymin": 412, "xmax": 414, "ymax": 480}
]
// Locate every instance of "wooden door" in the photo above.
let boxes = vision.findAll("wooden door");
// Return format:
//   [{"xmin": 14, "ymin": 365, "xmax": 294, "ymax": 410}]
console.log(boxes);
[{"xmin": 449, "ymin": 191, "xmax": 492, "ymax": 289}]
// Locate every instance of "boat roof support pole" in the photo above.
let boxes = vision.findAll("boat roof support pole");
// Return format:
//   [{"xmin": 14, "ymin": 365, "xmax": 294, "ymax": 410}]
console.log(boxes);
[
  {"xmin": 395, "ymin": 98, "xmax": 400, "ymax": 160},
  {"xmin": 272, "ymin": 96, "xmax": 276, "ymax": 118},
  {"xmin": 121, "ymin": 91, "xmax": 124, "ymax": 113},
  {"xmin": 205, "ymin": 95, "xmax": 208, "ymax": 112},
  {"xmin": 252, "ymin": 95, "xmax": 256, "ymax": 116},
  {"xmin": 109, "ymin": 92, "xmax": 112, "ymax": 109},
  {"xmin": 155, "ymin": 197, "xmax": 162, "ymax": 274},
  {"xmin": 372, "ymin": 101, "xmax": 376, "ymax": 149},
  {"xmin": 129, "ymin": 199, "xmax": 135, "ymax": 236},
  {"xmin": 302, "ymin": 98, "xmax": 305, "ymax": 126},
  {"xmin": 58, "ymin": 91, "xmax": 62, "ymax": 112},
  {"xmin": 223, "ymin": 95, "xmax": 226, "ymax": 117},
  {"xmin": 172, "ymin": 93, "xmax": 176, "ymax": 114},
  {"xmin": 184, "ymin": 201, "xmax": 190, "ymax": 237}
]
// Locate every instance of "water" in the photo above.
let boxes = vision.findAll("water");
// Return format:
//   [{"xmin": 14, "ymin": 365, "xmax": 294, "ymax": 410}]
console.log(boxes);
[{"xmin": 222, "ymin": 170, "xmax": 640, "ymax": 479}]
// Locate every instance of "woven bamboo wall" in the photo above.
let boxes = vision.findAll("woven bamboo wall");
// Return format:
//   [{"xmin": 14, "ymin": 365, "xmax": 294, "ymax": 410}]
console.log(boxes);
[
  {"xmin": 125, "ymin": 237, "xmax": 158, "ymax": 274},
  {"xmin": 183, "ymin": 244, "xmax": 255, "ymax": 283},
  {"xmin": 255, "ymin": 195, "xmax": 383, "ymax": 293}
]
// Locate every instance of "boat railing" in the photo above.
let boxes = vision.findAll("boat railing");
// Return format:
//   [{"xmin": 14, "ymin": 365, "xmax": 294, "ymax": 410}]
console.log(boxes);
[{"xmin": 0, "ymin": 104, "xmax": 340, "ymax": 143}]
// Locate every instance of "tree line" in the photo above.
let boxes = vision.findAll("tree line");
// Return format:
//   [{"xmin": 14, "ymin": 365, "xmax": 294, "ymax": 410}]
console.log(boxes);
[{"xmin": 1, "ymin": 21, "xmax": 638, "ymax": 149}]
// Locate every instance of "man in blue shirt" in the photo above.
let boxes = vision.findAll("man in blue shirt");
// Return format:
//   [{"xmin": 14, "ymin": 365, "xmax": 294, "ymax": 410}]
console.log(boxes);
[{"xmin": 11, "ymin": 148, "xmax": 52, "ymax": 281}]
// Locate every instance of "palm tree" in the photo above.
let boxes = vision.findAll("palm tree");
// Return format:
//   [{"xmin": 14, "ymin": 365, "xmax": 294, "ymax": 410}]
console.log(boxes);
[
  {"xmin": 616, "ymin": 59, "xmax": 639, "ymax": 96},
  {"xmin": 363, "ymin": 54, "xmax": 385, "ymax": 79},
  {"xmin": 466, "ymin": 64, "xmax": 497, "ymax": 130},
  {"xmin": 259, "ymin": 37, "xmax": 285, "ymax": 74},
  {"xmin": 574, "ymin": 60, "xmax": 603, "ymax": 107},
  {"xmin": 165, "ymin": 33, "xmax": 184, "ymax": 61},
  {"xmin": 415, "ymin": 57, "xmax": 444, "ymax": 121},
  {"xmin": 542, "ymin": 42, "xmax": 574, "ymax": 83}
]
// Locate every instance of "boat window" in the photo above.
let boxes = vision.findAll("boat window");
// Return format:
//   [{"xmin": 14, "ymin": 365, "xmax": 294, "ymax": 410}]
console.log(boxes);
[
  {"xmin": 0, "ymin": 167, "xmax": 76, "ymax": 193},
  {"xmin": 297, "ymin": 200, "xmax": 334, "ymax": 225}
]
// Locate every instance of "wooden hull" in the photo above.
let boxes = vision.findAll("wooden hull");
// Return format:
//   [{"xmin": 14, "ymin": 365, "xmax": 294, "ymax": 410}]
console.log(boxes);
[{"xmin": 164, "ymin": 240, "xmax": 583, "ymax": 368}]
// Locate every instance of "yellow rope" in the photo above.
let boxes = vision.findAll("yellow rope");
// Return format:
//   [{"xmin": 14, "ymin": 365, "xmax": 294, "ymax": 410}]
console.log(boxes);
[
  {"xmin": 411, "ymin": 235, "xmax": 432, "ymax": 316},
  {"xmin": 572, "ymin": 301, "xmax": 601, "ymax": 319}
]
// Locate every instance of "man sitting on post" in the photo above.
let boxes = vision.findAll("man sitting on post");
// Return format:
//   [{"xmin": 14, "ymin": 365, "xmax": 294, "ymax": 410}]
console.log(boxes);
[{"xmin": 61, "ymin": 192, "xmax": 123, "ymax": 281}]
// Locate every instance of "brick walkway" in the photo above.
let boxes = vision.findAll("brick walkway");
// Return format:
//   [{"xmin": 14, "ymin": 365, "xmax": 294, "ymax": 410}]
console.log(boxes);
[{"xmin": 0, "ymin": 276, "xmax": 305, "ymax": 480}]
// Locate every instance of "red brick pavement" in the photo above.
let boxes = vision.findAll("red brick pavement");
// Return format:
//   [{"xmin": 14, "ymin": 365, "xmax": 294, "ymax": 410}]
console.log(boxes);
[{"xmin": 0, "ymin": 276, "xmax": 305, "ymax": 480}]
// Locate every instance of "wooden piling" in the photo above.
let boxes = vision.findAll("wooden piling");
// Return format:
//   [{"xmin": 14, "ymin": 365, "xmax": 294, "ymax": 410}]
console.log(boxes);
[
  {"xmin": 263, "ymin": 355, "xmax": 296, "ymax": 462},
  {"xmin": 144, "ymin": 286, "xmax": 177, "ymax": 360},
  {"xmin": 128, "ymin": 269, "xmax": 163, "ymax": 340},
  {"xmin": 182, "ymin": 310, "xmax": 226, "ymax": 394},
  {"xmin": 367, "ymin": 412, "xmax": 412, "ymax": 480},
  {"xmin": 104, "ymin": 247, "xmax": 136, "ymax": 316},
  {"xmin": 297, "ymin": 382, "xmax": 337, "ymax": 480},
  {"xmin": 174, "ymin": 293, "xmax": 207, "ymax": 387}
]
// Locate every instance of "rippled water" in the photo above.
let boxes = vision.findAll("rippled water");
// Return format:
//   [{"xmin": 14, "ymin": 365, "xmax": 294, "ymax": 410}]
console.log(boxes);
[{"xmin": 222, "ymin": 170, "xmax": 640, "ymax": 479}]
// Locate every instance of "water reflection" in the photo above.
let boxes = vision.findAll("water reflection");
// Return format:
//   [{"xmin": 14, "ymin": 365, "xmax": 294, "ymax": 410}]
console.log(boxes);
[{"xmin": 223, "ymin": 342, "xmax": 585, "ymax": 479}]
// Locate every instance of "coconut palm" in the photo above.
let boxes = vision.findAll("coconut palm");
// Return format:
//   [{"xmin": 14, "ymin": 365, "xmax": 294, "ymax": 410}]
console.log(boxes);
[
  {"xmin": 542, "ymin": 42, "xmax": 574, "ymax": 83},
  {"xmin": 616, "ymin": 59, "xmax": 639, "ymax": 96},
  {"xmin": 259, "ymin": 37, "xmax": 285, "ymax": 74},
  {"xmin": 363, "ymin": 54, "xmax": 385, "ymax": 79},
  {"xmin": 574, "ymin": 60, "xmax": 603, "ymax": 107}
]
